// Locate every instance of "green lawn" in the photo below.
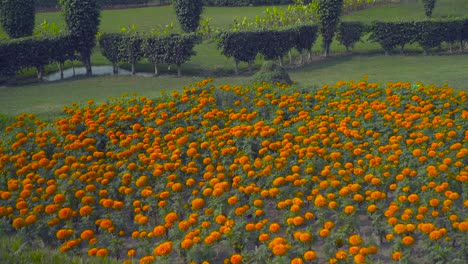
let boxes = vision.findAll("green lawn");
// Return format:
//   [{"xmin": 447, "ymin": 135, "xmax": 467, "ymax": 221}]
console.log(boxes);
[{"xmin": 0, "ymin": 0, "xmax": 467, "ymax": 119}]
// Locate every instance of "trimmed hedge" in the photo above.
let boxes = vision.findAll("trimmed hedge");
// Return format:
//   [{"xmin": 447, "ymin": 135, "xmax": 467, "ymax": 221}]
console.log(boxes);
[
  {"xmin": 0, "ymin": 33, "xmax": 77, "ymax": 80},
  {"xmin": 35, "ymin": 0, "xmax": 150, "ymax": 9},
  {"xmin": 217, "ymin": 24, "xmax": 318, "ymax": 74},
  {"xmin": 369, "ymin": 21, "xmax": 417, "ymax": 55},
  {"xmin": 336, "ymin": 21, "xmax": 366, "ymax": 52},
  {"xmin": 98, "ymin": 33, "xmax": 125, "ymax": 74},
  {"xmin": 370, "ymin": 19, "xmax": 467, "ymax": 55},
  {"xmin": 99, "ymin": 32, "xmax": 201, "ymax": 77}
]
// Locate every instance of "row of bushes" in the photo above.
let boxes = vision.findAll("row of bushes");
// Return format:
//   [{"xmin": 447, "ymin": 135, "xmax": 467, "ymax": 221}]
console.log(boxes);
[
  {"xmin": 99, "ymin": 33, "xmax": 201, "ymax": 76},
  {"xmin": 369, "ymin": 19, "xmax": 468, "ymax": 54},
  {"xmin": 0, "ymin": 33, "xmax": 77, "ymax": 80},
  {"xmin": 35, "ymin": 0, "xmax": 151, "ymax": 9},
  {"xmin": 216, "ymin": 18, "xmax": 468, "ymax": 72},
  {"xmin": 217, "ymin": 24, "xmax": 318, "ymax": 74}
]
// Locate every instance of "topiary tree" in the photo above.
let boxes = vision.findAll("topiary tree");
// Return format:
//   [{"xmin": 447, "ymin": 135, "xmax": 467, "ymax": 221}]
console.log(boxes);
[
  {"xmin": 59, "ymin": 0, "xmax": 101, "ymax": 76},
  {"xmin": 172, "ymin": 0, "xmax": 203, "ymax": 33},
  {"xmin": 0, "ymin": 0, "xmax": 35, "ymax": 38},
  {"xmin": 422, "ymin": 0, "xmax": 436, "ymax": 18},
  {"xmin": 316, "ymin": 0, "xmax": 344, "ymax": 57}
]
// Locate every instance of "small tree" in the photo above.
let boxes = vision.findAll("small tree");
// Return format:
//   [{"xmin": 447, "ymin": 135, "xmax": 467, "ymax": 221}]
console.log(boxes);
[
  {"xmin": 0, "ymin": 0, "xmax": 35, "ymax": 38},
  {"xmin": 422, "ymin": 0, "xmax": 436, "ymax": 18},
  {"xmin": 316, "ymin": 0, "xmax": 344, "ymax": 57},
  {"xmin": 173, "ymin": 0, "xmax": 203, "ymax": 33},
  {"xmin": 59, "ymin": 0, "xmax": 101, "ymax": 76}
]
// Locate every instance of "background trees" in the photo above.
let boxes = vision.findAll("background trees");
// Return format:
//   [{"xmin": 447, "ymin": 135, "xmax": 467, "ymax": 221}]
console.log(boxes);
[
  {"xmin": 316, "ymin": 0, "xmax": 344, "ymax": 57},
  {"xmin": 173, "ymin": 0, "xmax": 204, "ymax": 32},
  {"xmin": 0, "ymin": 0, "xmax": 35, "ymax": 38},
  {"xmin": 59, "ymin": 0, "xmax": 101, "ymax": 76}
]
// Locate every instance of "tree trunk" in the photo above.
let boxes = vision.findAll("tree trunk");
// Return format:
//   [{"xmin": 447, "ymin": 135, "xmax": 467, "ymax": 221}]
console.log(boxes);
[
  {"xmin": 248, "ymin": 61, "xmax": 253, "ymax": 74},
  {"xmin": 71, "ymin": 61, "xmax": 76, "ymax": 77},
  {"xmin": 84, "ymin": 56, "xmax": 92, "ymax": 76},
  {"xmin": 234, "ymin": 60, "xmax": 239, "ymax": 75},
  {"xmin": 113, "ymin": 63, "xmax": 118, "ymax": 75},
  {"xmin": 278, "ymin": 56, "xmax": 283, "ymax": 67},
  {"xmin": 323, "ymin": 42, "xmax": 330, "ymax": 57},
  {"xmin": 131, "ymin": 63, "xmax": 136, "ymax": 75},
  {"xmin": 288, "ymin": 50, "xmax": 292, "ymax": 65},
  {"xmin": 177, "ymin": 64, "xmax": 182, "ymax": 77},
  {"xmin": 36, "ymin": 66, "xmax": 44, "ymax": 81},
  {"xmin": 154, "ymin": 64, "xmax": 159, "ymax": 76},
  {"xmin": 59, "ymin": 63, "xmax": 64, "ymax": 80}
]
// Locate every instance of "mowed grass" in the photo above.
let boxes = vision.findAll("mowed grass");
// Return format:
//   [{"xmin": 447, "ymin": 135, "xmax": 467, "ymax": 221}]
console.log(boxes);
[
  {"xmin": 1, "ymin": 54, "xmax": 467, "ymax": 119},
  {"xmin": 0, "ymin": 0, "xmax": 467, "ymax": 118}
]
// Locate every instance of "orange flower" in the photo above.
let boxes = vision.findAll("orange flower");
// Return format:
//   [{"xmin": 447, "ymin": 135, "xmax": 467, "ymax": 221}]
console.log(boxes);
[
  {"xmin": 58, "ymin": 207, "xmax": 73, "ymax": 220},
  {"xmin": 230, "ymin": 254, "xmax": 243, "ymax": 264},
  {"xmin": 191, "ymin": 198, "xmax": 205, "ymax": 210}
]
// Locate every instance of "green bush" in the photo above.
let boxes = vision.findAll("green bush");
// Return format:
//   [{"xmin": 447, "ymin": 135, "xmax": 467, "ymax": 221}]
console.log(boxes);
[
  {"xmin": 142, "ymin": 34, "xmax": 168, "ymax": 76},
  {"xmin": 257, "ymin": 27, "xmax": 295, "ymax": 64},
  {"xmin": 336, "ymin": 21, "xmax": 366, "ymax": 52},
  {"xmin": 0, "ymin": 0, "xmax": 35, "ymax": 38},
  {"xmin": 293, "ymin": 24, "xmax": 319, "ymax": 64},
  {"xmin": 119, "ymin": 33, "xmax": 144, "ymax": 75},
  {"xmin": 99, "ymin": 33, "xmax": 125, "ymax": 74},
  {"xmin": 250, "ymin": 60, "xmax": 292, "ymax": 85},
  {"xmin": 173, "ymin": 0, "xmax": 204, "ymax": 33},
  {"xmin": 414, "ymin": 20, "xmax": 446, "ymax": 54},
  {"xmin": 161, "ymin": 33, "xmax": 202, "ymax": 76},
  {"xmin": 317, "ymin": 0, "xmax": 344, "ymax": 57},
  {"xmin": 60, "ymin": 0, "xmax": 101, "ymax": 76},
  {"xmin": 369, "ymin": 21, "xmax": 417, "ymax": 54},
  {"xmin": 216, "ymin": 30, "xmax": 259, "ymax": 74}
]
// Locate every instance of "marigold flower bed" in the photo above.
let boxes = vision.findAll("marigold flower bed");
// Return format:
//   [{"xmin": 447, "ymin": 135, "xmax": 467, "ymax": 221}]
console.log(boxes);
[{"xmin": 0, "ymin": 78, "xmax": 467, "ymax": 263}]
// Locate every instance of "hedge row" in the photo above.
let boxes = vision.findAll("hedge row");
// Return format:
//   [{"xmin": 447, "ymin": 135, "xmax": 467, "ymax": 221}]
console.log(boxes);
[
  {"xmin": 35, "ymin": 0, "xmax": 151, "ymax": 9},
  {"xmin": 370, "ymin": 19, "xmax": 468, "ymax": 54},
  {"xmin": 0, "ymin": 33, "xmax": 77, "ymax": 80},
  {"xmin": 98, "ymin": 33, "xmax": 201, "ymax": 76},
  {"xmin": 217, "ymin": 24, "xmax": 318, "ymax": 74}
]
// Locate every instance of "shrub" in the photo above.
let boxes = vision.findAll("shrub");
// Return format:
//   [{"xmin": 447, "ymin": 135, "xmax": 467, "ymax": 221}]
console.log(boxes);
[
  {"xmin": 250, "ymin": 61, "xmax": 292, "ymax": 85},
  {"xmin": 99, "ymin": 33, "xmax": 125, "ymax": 74},
  {"xmin": 173, "ymin": 0, "xmax": 204, "ymax": 33},
  {"xmin": 160, "ymin": 33, "xmax": 202, "ymax": 76},
  {"xmin": 422, "ymin": 0, "xmax": 436, "ymax": 18},
  {"xmin": 0, "ymin": 0, "xmax": 35, "ymax": 38},
  {"xmin": 60, "ymin": 0, "xmax": 101, "ymax": 76},
  {"xmin": 369, "ymin": 21, "xmax": 417, "ymax": 55},
  {"xmin": 142, "ymin": 35, "xmax": 167, "ymax": 76},
  {"xmin": 336, "ymin": 21, "xmax": 366, "ymax": 52},
  {"xmin": 257, "ymin": 28, "xmax": 296, "ymax": 65},
  {"xmin": 216, "ymin": 31, "xmax": 259, "ymax": 74},
  {"xmin": 119, "ymin": 33, "xmax": 144, "ymax": 75},
  {"xmin": 316, "ymin": 0, "xmax": 344, "ymax": 57},
  {"xmin": 414, "ymin": 20, "xmax": 445, "ymax": 54},
  {"xmin": 293, "ymin": 24, "xmax": 319, "ymax": 64}
]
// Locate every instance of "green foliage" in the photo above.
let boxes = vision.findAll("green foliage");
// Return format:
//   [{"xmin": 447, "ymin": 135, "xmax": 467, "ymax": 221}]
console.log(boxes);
[
  {"xmin": 173, "ymin": 0, "xmax": 204, "ymax": 33},
  {"xmin": 422, "ymin": 0, "xmax": 436, "ymax": 18},
  {"xmin": 336, "ymin": 21, "xmax": 366, "ymax": 52},
  {"xmin": 202, "ymin": 0, "xmax": 293, "ymax": 6},
  {"xmin": 316, "ymin": 0, "xmax": 344, "ymax": 57},
  {"xmin": 119, "ymin": 33, "xmax": 144, "ymax": 75},
  {"xmin": 161, "ymin": 33, "xmax": 202, "ymax": 75},
  {"xmin": 35, "ymin": 0, "xmax": 150, "ymax": 9},
  {"xmin": 142, "ymin": 35, "xmax": 167, "ymax": 76},
  {"xmin": 0, "ymin": 0, "xmax": 35, "ymax": 38},
  {"xmin": 98, "ymin": 33, "xmax": 125, "ymax": 74},
  {"xmin": 369, "ymin": 21, "xmax": 417, "ymax": 54},
  {"xmin": 59, "ymin": 0, "xmax": 101, "ymax": 76},
  {"xmin": 216, "ymin": 30, "xmax": 259, "ymax": 74},
  {"xmin": 414, "ymin": 20, "xmax": 445, "ymax": 54},
  {"xmin": 250, "ymin": 61, "xmax": 292, "ymax": 85},
  {"xmin": 293, "ymin": 24, "xmax": 319, "ymax": 54},
  {"xmin": 257, "ymin": 27, "xmax": 295, "ymax": 63},
  {"xmin": 0, "ymin": 34, "xmax": 76, "ymax": 80}
]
